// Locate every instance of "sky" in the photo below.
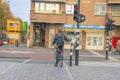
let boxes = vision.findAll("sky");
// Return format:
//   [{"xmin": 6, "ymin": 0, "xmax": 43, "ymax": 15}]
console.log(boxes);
[{"xmin": 9, "ymin": 0, "xmax": 30, "ymax": 24}]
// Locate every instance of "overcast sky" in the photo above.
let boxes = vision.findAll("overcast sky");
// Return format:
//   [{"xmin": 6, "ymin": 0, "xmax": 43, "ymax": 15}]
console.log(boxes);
[{"xmin": 9, "ymin": 0, "xmax": 30, "ymax": 24}]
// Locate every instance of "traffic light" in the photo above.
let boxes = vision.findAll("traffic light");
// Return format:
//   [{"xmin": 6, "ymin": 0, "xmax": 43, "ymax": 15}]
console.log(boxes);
[
  {"xmin": 105, "ymin": 22, "xmax": 110, "ymax": 32},
  {"xmin": 73, "ymin": 4, "xmax": 79, "ymax": 22},
  {"xmin": 105, "ymin": 18, "xmax": 115, "ymax": 31},
  {"xmin": 108, "ymin": 19, "xmax": 115, "ymax": 31}
]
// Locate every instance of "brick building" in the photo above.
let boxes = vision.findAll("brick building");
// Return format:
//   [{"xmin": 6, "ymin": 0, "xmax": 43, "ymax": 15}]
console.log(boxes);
[{"xmin": 30, "ymin": 0, "xmax": 120, "ymax": 50}]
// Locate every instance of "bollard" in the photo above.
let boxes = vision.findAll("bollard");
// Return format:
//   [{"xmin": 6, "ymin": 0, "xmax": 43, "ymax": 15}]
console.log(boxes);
[
  {"xmin": 75, "ymin": 50, "xmax": 79, "ymax": 65},
  {"xmin": 27, "ymin": 39, "xmax": 30, "ymax": 48},
  {"xmin": 14, "ymin": 39, "xmax": 18, "ymax": 48},
  {"xmin": 69, "ymin": 49, "xmax": 72, "ymax": 67}
]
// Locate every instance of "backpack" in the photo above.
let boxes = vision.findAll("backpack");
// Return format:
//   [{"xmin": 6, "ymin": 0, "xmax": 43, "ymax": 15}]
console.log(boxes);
[{"xmin": 56, "ymin": 33, "xmax": 64, "ymax": 47}]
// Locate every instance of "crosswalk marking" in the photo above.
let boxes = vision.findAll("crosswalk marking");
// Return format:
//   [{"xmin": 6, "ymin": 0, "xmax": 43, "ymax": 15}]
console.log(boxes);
[{"xmin": 0, "ymin": 50, "xmax": 36, "ymax": 54}]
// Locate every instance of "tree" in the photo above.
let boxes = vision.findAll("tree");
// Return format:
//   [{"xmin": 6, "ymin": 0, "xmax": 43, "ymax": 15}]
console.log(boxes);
[{"xmin": 0, "ymin": 0, "xmax": 13, "ymax": 30}]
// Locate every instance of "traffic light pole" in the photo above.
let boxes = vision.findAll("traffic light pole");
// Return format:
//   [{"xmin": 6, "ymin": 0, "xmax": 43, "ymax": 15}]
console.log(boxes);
[
  {"xmin": 106, "ymin": 31, "xmax": 109, "ymax": 60},
  {"xmin": 75, "ymin": 0, "xmax": 80, "ymax": 66}
]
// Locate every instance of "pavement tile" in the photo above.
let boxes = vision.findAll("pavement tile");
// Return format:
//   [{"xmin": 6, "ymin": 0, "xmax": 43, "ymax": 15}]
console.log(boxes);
[
  {"xmin": 69, "ymin": 62, "xmax": 120, "ymax": 80},
  {"xmin": 0, "ymin": 63, "xmax": 70, "ymax": 80}
]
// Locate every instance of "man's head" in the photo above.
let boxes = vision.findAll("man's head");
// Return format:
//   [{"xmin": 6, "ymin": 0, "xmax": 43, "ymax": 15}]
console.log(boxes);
[{"xmin": 58, "ymin": 28, "xmax": 63, "ymax": 33}]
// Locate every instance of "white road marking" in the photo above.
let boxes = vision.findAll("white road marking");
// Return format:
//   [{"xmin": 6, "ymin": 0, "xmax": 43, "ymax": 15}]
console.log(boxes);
[
  {"xmin": 0, "ymin": 50, "xmax": 36, "ymax": 54},
  {"xmin": 0, "ymin": 63, "xmax": 16, "ymax": 77},
  {"xmin": 22, "ymin": 59, "xmax": 31, "ymax": 64},
  {"xmin": 63, "ymin": 62, "xmax": 74, "ymax": 80},
  {"xmin": 0, "ymin": 50, "xmax": 54, "ymax": 54},
  {"xmin": 89, "ymin": 50, "xmax": 118, "ymax": 61}
]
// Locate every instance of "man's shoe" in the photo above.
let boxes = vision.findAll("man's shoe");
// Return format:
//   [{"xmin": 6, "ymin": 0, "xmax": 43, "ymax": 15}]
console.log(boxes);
[{"xmin": 54, "ymin": 64, "xmax": 57, "ymax": 67}]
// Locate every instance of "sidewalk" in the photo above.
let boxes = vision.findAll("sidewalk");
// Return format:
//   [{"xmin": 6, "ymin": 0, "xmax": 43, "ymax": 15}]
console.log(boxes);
[
  {"xmin": 0, "ymin": 61, "xmax": 120, "ymax": 80},
  {"xmin": 0, "ymin": 44, "xmax": 55, "ymax": 59},
  {"xmin": 0, "ymin": 44, "xmax": 55, "ymax": 52}
]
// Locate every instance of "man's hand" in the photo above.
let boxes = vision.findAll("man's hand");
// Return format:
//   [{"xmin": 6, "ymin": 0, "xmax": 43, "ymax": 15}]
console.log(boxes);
[{"xmin": 54, "ymin": 45, "xmax": 57, "ymax": 48}]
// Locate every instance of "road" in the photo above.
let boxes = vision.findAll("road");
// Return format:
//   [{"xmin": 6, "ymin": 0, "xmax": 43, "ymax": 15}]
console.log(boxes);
[{"xmin": 0, "ymin": 44, "xmax": 120, "ymax": 80}]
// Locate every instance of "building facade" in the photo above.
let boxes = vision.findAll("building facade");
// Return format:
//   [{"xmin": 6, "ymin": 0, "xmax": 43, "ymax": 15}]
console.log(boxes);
[{"xmin": 30, "ymin": 0, "xmax": 120, "ymax": 50}]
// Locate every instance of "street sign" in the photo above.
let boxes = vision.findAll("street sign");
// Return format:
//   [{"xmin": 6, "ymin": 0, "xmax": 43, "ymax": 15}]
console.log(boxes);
[{"xmin": 79, "ymin": 14, "xmax": 85, "ymax": 23}]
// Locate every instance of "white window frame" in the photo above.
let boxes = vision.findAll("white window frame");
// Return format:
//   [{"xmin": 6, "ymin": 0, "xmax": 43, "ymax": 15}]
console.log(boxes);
[
  {"xmin": 95, "ymin": 3, "xmax": 106, "ymax": 15},
  {"xmin": 111, "ymin": 4, "xmax": 120, "ymax": 16},
  {"xmin": 66, "ymin": 3, "xmax": 74, "ymax": 14},
  {"xmin": 35, "ymin": 2, "xmax": 60, "ymax": 14}
]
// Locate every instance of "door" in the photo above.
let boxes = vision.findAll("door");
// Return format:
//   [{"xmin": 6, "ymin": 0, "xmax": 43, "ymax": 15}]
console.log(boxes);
[
  {"xmin": 86, "ymin": 32, "xmax": 104, "ymax": 50},
  {"xmin": 49, "ymin": 24, "xmax": 55, "ymax": 48}
]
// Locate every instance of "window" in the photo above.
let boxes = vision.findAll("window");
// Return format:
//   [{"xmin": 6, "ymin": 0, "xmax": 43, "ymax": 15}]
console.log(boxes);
[
  {"xmin": 9, "ymin": 23, "xmax": 18, "ymax": 27},
  {"xmin": 98, "ymin": 37, "xmax": 102, "ymax": 46},
  {"xmin": 111, "ymin": 4, "xmax": 120, "ymax": 16},
  {"xmin": 66, "ymin": 4, "xmax": 74, "ymax": 14},
  {"xmin": 87, "ymin": 37, "xmax": 91, "ymax": 46},
  {"xmin": 93, "ymin": 37, "xmax": 97, "ymax": 46},
  {"xmin": 35, "ymin": 2, "xmax": 60, "ymax": 14},
  {"xmin": 95, "ymin": 3, "xmax": 106, "ymax": 15}
]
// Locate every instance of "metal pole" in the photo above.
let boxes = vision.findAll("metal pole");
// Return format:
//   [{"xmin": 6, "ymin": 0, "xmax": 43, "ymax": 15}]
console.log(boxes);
[
  {"xmin": 106, "ymin": 31, "xmax": 109, "ymax": 60},
  {"xmin": 14, "ymin": 26, "xmax": 16, "ymax": 48},
  {"xmin": 69, "ymin": 48, "xmax": 72, "ymax": 66},
  {"xmin": 75, "ymin": 0, "xmax": 80, "ymax": 66},
  {"xmin": 69, "ymin": 42, "xmax": 73, "ymax": 66},
  {"xmin": 14, "ymin": 24, "xmax": 18, "ymax": 48}
]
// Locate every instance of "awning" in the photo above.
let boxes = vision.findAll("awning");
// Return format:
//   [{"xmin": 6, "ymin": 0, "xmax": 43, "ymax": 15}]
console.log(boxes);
[
  {"xmin": 30, "ymin": 20, "xmax": 65, "ymax": 24},
  {"xmin": 63, "ymin": 28, "xmax": 105, "ymax": 32},
  {"xmin": 83, "ymin": 29, "xmax": 105, "ymax": 32},
  {"xmin": 63, "ymin": 28, "xmax": 82, "ymax": 32},
  {"xmin": 32, "ymin": 0, "xmax": 66, "ymax": 2}
]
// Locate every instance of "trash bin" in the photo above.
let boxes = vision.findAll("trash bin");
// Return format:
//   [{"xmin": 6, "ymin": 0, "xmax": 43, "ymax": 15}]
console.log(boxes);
[{"xmin": 14, "ymin": 39, "xmax": 18, "ymax": 47}]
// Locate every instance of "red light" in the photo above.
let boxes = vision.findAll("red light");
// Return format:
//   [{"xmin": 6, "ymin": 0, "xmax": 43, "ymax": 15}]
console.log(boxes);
[{"xmin": 74, "ymin": 5, "xmax": 78, "ymax": 9}]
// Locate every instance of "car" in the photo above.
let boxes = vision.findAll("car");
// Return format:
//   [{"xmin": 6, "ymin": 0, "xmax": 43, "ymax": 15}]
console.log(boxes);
[{"xmin": 0, "ymin": 40, "xmax": 4, "ymax": 46}]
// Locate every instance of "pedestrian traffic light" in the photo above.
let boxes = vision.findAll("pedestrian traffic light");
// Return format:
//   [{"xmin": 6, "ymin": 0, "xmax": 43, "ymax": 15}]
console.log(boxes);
[{"xmin": 73, "ymin": 4, "xmax": 79, "ymax": 22}]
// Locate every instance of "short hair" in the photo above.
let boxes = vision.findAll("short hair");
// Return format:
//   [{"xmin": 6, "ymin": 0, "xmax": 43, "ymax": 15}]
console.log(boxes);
[{"xmin": 58, "ymin": 28, "xmax": 62, "ymax": 32}]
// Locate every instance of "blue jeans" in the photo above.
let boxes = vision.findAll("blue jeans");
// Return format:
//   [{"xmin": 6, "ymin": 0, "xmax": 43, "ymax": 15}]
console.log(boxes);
[
  {"xmin": 55, "ymin": 48, "xmax": 60, "ymax": 65},
  {"xmin": 55, "ymin": 47, "xmax": 63, "ymax": 65}
]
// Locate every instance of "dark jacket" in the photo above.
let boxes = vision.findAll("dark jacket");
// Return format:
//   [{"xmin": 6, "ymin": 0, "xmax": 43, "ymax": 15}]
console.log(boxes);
[{"xmin": 53, "ymin": 32, "xmax": 69, "ymax": 47}]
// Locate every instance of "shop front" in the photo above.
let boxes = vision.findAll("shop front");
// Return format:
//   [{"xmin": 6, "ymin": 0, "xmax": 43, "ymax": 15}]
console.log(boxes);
[{"xmin": 63, "ymin": 24, "xmax": 105, "ymax": 50}]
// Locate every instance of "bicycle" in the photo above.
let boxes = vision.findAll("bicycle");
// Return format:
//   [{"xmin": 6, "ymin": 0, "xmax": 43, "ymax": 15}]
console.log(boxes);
[{"xmin": 54, "ymin": 46, "xmax": 64, "ymax": 67}]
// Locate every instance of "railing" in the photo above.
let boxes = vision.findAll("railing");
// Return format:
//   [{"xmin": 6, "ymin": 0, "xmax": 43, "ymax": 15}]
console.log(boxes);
[
  {"xmin": 111, "ymin": 12, "xmax": 120, "ymax": 16},
  {"xmin": 32, "ymin": 0, "xmax": 66, "ymax": 2},
  {"xmin": 108, "ymin": 0, "xmax": 120, "ymax": 4},
  {"xmin": 35, "ymin": 10, "xmax": 63, "ymax": 14}
]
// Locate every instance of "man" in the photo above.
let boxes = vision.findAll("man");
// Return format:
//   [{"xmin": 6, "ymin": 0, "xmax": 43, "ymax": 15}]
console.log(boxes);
[{"xmin": 53, "ymin": 28, "xmax": 70, "ymax": 66}]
